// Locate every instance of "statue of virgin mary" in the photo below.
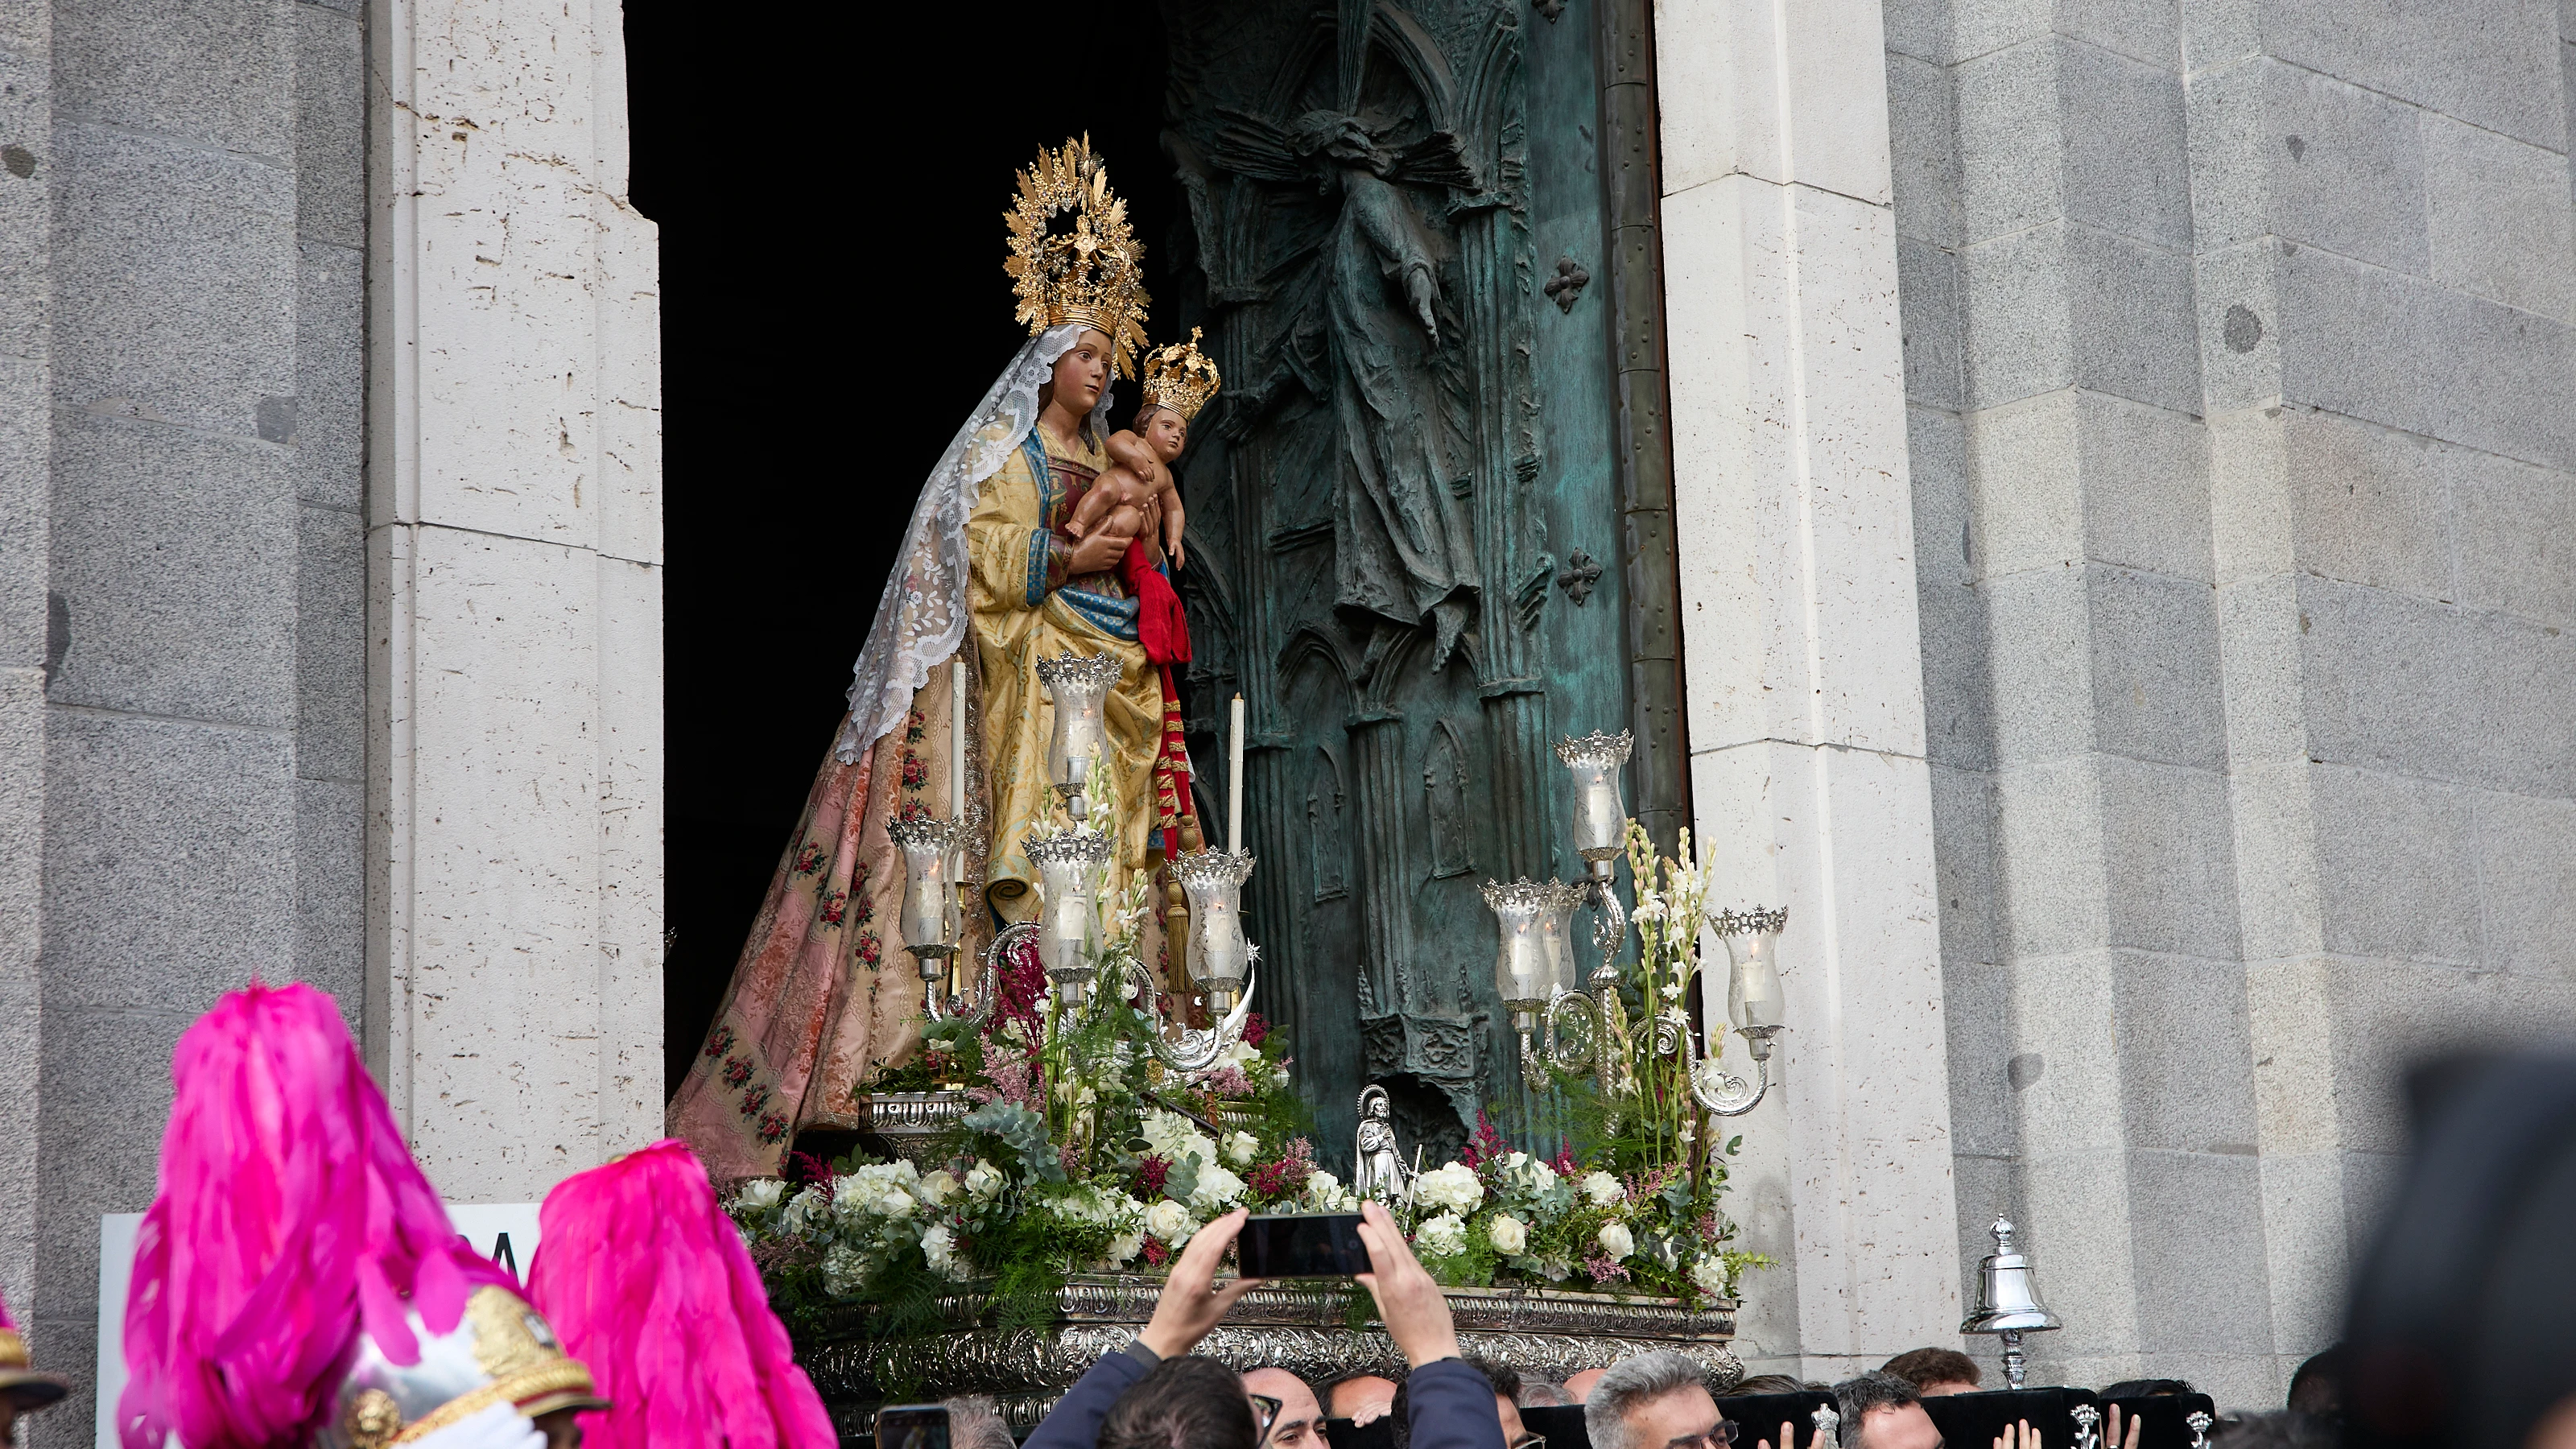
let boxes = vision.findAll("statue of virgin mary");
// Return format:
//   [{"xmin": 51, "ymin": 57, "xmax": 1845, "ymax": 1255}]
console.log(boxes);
[{"xmin": 670, "ymin": 138, "xmax": 1198, "ymax": 1183}]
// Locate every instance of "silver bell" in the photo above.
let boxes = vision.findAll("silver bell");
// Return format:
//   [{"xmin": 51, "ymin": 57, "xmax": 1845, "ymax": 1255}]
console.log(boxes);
[{"xmin": 1959, "ymin": 1216, "xmax": 2061, "ymax": 1388}]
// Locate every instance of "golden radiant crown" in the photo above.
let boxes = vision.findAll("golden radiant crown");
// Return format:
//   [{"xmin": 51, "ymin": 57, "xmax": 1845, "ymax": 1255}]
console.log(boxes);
[
  {"xmin": 1005, "ymin": 135, "xmax": 1151, "ymax": 378},
  {"xmin": 1141, "ymin": 327, "xmax": 1222, "ymax": 423}
]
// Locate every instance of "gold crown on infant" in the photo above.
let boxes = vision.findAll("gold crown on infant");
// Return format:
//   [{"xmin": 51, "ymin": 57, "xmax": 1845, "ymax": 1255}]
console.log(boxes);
[{"xmin": 1140, "ymin": 327, "xmax": 1223, "ymax": 423}]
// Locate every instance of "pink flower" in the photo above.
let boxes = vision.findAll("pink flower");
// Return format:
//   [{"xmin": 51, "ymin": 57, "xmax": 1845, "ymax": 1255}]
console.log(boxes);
[{"xmin": 1583, "ymin": 1252, "xmax": 1633, "ymax": 1284}]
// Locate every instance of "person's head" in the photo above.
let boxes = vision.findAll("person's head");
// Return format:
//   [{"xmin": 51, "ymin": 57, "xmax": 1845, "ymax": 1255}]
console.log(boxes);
[
  {"xmin": 1099, "ymin": 1355, "xmax": 1259, "ymax": 1449},
  {"xmin": 2103, "ymin": 1380, "xmax": 2194, "ymax": 1400},
  {"xmin": 1041, "ymin": 328, "xmax": 1114, "ymax": 421},
  {"xmin": 1835, "ymin": 1373, "xmax": 1938, "ymax": 1449},
  {"xmin": 1468, "ymin": 1358, "xmax": 1530, "ymax": 1445},
  {"xmin": 1245, "ymin": 1368, "xmax": 1327, "ymax": 1449},
  {"xmin": 1523, "ymin": 1378, "xmax": 1573, "ymax": 1407},
  {"xmin": 2285, "ymin": 1346, "xmax": 2343, "ymax": 1418},
  {"xmin": 1880, "ymin": 1348, "xmax": 1980, "ymax": 1398},
  {"xmin": 1722, "ymin": 1375, "xmax": 1814, "ymax": 1397},
  {"xmin": 1566, "ymin": 1367, "xmax": 1609, "ymax": 1402},
  {"xmin": 943, "ymin": 1395, "xmax": 1018, "ymax": 1449},
  {"xmin": 1328, "ymin": 1372, "xmax": 1398, "ymax": 1421},
  {"xmin": 1585, "ymin": 1350, "xmax": 1725, "ymax": 1449},
  {"xmin": 1133, "ymin": 404, "xmax": 1189, "ymax": 462}
]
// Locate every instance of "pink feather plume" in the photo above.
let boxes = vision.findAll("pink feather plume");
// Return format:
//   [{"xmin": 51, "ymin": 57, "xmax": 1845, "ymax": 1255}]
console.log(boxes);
[
  {"xmin": 118, "ymin": 980, "xmax": 514, "ymax": 1449},
  {"xmin": 0, "ymin": 1284, "xmax": 16, "ymax": 1332},
  {"xmin": 530, "ymin": 1139, "xmax": 836, "ymax": 1449}
]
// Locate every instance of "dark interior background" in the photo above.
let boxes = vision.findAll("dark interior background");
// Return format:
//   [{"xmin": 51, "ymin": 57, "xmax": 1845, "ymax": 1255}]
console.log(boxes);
[{"xmin": 625, "ymin": 1, "xmax": 1179, "ymax": 1091}]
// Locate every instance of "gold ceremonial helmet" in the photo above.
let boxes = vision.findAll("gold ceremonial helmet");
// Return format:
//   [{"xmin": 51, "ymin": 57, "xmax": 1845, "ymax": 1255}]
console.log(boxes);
[
  {"xmin": 0, "ymin": 1325, "xmax": 69, "ymax": 1411},
  {"xmin": 1140, "ymin": 327, "xmax": 1222, "ymax": 423},
  {"xmin": 321, "ymin": 1285, "xmax": 605, "ymax": 1449},
  {"xmin": 1004, "ymin": 134, "xmax": 1152, "ymax": 378}
]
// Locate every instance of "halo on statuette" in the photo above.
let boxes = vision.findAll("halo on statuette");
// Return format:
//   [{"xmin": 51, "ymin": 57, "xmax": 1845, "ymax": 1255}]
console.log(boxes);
[
  {"xmin": 1713, "ymin": 906, "xmax": 1790, "ymax": 937},
  {"xmin": 1003, "ymin": 135, "xmax": 1152, "ymax": 379},
  {"xmin": 1553, "ymin": 729, "xmax": 1634, "ymax": 769}
]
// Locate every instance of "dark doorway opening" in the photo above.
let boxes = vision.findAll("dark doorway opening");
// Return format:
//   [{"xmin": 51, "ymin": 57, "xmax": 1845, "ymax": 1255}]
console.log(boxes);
[{"xmin": 625, "ymin": 1, "xmax": 1184, "ymax": 1092}]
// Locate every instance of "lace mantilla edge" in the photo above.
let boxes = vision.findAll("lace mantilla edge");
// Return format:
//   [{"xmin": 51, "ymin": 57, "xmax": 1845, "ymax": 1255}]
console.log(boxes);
[{"xmin": 835, "ymin": 325, "xmax": 1117, "ymax": 765}]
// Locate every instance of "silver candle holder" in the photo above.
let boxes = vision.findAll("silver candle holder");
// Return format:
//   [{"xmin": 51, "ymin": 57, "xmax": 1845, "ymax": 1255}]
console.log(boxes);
[{"xmin": 1035, "ymin": 652, "xmax": 1123, "ymax": 823}]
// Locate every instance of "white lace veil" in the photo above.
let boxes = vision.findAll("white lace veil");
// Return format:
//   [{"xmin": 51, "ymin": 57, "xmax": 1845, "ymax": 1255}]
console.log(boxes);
[{"xmin": 834, "ymin": 324, "xmax": 1120, "ymax": 763}]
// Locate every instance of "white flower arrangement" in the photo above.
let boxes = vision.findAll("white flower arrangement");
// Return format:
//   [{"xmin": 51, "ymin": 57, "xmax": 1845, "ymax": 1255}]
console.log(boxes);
[
  {"xmin": 1414, "ymin": 1212, "xmax": 1469, "ymax": 1258},
  {"xmin": 1580, "ymin": 1170, "xmax": 1626, "ymax": 1206},
  {"xmin": 1487, "ymin": 1212, "xmax": 1529, "ymax": 1255},
  {"xmin": 1597, "ymin": 1221, "xmax": 1636, "ymax": 1260},
  {"xmin": 1414, "ymin": 1162, "xmax": 1486, "ymax": 1214},
  {"xmin": 1144, "ymin": 1198, "xmax": 1196, "ymax": 1244}
]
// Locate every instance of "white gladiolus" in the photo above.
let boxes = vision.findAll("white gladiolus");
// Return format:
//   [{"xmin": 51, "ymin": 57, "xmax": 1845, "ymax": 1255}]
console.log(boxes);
[
  {"xmin": 1488, "ymin": 1213, "xmax": 1529, "ymax": 1255},
  {"xmin": 1414, "ymin": 1162, "xmax": 1486, "ymax": 1214},
  {"xmin": 1581, "ymin": 1171, "xmax": 1626, "ymax": 1206},
  {"xmin": 737, "ymin": 1179, "xmax": 786, "ymax": 1211},
  {"xmin": 1415, "ymin": 1212, "xmax": 1469, "ymax": 1257},
  {"xmin": 1145, "ymin": 1199, "xmax": 1196, "ymax": 1243},
  {"xmin": 1598, "ymin": 1221, "xmax": 1636, "ymax": 1260}
]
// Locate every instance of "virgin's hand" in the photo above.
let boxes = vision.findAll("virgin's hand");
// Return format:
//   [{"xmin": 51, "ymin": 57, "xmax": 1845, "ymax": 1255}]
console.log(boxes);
[
  {"xmin": 1138, "ymin": 1208, "xmax": 1258, "ymax": 1358},
  {"xmin": 1064, "ymin": 527, "xmax": 1130, "ymax": 576},
  {"xmin": 1352, "ymin": 1200, "xmax": 1460, "ymax": 1366}
]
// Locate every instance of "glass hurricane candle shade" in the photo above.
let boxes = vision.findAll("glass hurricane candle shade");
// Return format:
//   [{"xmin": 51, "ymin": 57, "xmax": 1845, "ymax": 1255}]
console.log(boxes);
[
  {"xmin": 1482, "ymin": 878, "xmax": 1585, "ymax": 1009},
  {"xmin": 1716, "ymin": 906, "xmax": 1790, "ymax": 1031},
  {"xmin": 1026, "ymin": 828, "xmax": 1112, "ymax": 990},
  {"xmin": 886, "ymin": 815, "xmax": 966, "ymax": 955},
  {"xmin": 1037, "ymin": 653, "xmax": 1123, "ymax": 819},
  {"xmin": 1554, "ymin": 731, "xmax": 1634, "ymax": 863},
  {"xmin": 1173, "ymin": 849, "xmax": 1257, "ymax": 997}
]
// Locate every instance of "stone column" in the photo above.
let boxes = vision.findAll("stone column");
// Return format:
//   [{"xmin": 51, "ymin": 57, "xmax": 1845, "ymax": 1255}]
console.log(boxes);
[
  {"xmin": 0, "ymin": 0, "xmax": 48, "ymax": 1365},
  {"xmin": 2189, "ymin": 0, "xmax": 2576, "ymax": 1389},
  {"xmin": 365, "ymin": 0, "xmax": 663, "ymax": 1201},
  {"xmin": 1653, "ymin": 0, "xmax": 1961, "ymax": 1379}
]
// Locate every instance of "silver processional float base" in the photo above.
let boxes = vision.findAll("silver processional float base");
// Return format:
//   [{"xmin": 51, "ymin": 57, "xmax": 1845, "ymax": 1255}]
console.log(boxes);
[{"xmin": 797, "ymin": 1272, "xmax": 1742, "ymax": 1435}]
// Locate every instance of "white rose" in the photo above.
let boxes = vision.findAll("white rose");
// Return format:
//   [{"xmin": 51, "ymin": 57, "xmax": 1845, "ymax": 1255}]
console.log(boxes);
[
  {"xmin": 1691, "ymin": 1254, "xmax": 1731, "ymax": 1297},
  {"xmin": 1224, "ymin": 1131, "xmax": 1261, "ymax": 1166},
  {"xmin": 1141, "ymin": 1109, "xmax": 1213, "ymax": 1165},
  {"xmin": 875, "ymin": 1187, "xmax": 915, "ymax": 1220},
  {"xmin": 1414, "ymin": 1163, "xmax": 1486, "ymax": 1214},
  {"xmin": 1414, "ymin": 1212, "xmax": 1469, "ymax": 1257},
  {"xmin": 1488, "ymin": 1213, "xmax": 1529, "ymax": 1256},
  {"xmin": 1581, "ymin": 1171, "xmax": 1626, "ymax": 1206},
  {"xmin": 918, "ymin": 1170, "xmax": 961, "ymax": 1206},
  {"xmin": 964, "ymin": 1161, "xmax": 1007, "ymax": 1199},
  {"xmin": 1108, "ymin": 1232, "xmax": 1144, "ymax": 1265},
  {"xmin": 1145, "ymin": 1199, "xmax": 1196, "ymax": 1243},
  {"xmin": 1191, "ymin": 1162, "xmax": 1248, "ymax": 1212},
  {"xmin": 737, "ymin": 1179, "xmax": 786, "ymax": 1212},
  {"xmin": 1598, "ymin": 1221, "xmax": 1636, "ymax": 1260}
]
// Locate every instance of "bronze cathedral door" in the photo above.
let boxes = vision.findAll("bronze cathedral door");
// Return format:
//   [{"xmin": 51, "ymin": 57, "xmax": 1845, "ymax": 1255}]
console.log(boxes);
[{"xmin": 1162, "ymin": 0, "xmax": 1680, "ymax": 1169}]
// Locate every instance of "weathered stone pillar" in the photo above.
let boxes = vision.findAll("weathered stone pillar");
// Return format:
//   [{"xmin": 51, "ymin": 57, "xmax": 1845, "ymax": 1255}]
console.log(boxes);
[
  {"xmin": 1653, "ymin": 0, "xmax": 1961, "ymax": 1380},
  {"xmin": 365, "ymin": 0, "xmax": 663, "ymax": 1200}
]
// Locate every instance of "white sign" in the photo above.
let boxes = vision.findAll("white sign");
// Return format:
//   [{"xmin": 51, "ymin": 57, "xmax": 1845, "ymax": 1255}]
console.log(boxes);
[{"xmin": 93, "ymin": 1204, "xmax": 543, "ymax": 1449}]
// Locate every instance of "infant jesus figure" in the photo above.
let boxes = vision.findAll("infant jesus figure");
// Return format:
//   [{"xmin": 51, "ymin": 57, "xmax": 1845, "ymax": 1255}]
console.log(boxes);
[{"xmin": 1067, "ymin": 402, "xmax": 1190, "ymax": 567}]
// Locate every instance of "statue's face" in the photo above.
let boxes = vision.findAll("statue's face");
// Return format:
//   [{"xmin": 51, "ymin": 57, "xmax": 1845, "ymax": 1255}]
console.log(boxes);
[
  {"xmin": 1049, "ymin": 330, "xmax": 1113, "ymax": 416},
  {"xmin": 1141, "ymin": 408, "xmax": 1188, "ymax": 461},
  {"xmin": 1367, "ymin": 1095, "xmax": 1388, "ymax": 1121}
]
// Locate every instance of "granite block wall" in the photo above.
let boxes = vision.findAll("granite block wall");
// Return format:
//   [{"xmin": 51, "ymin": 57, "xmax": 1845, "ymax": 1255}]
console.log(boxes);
[
  {"xmin": 1888, "ymin": 0, "xmax": 2576, "ymax": 1406},
  {"xmin": 0, "ymin": 0, "xmax": 369, "ymax": 1437}
]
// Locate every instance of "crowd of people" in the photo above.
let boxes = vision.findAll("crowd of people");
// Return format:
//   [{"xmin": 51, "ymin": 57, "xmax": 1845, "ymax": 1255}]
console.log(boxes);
[{"xmin": 905, "ymin": 1208, "xmax": 2353, "ymax": 1449}]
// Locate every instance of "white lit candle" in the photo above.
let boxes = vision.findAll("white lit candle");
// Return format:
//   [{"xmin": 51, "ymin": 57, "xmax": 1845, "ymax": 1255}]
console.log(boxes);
[
  {"xmin": 949, "ymin": 659, "xmax": 967, "ymax": 816},
  {"xmin": 1227, "ymin": 694, "xmax": 1246, "ymax": 854}
]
